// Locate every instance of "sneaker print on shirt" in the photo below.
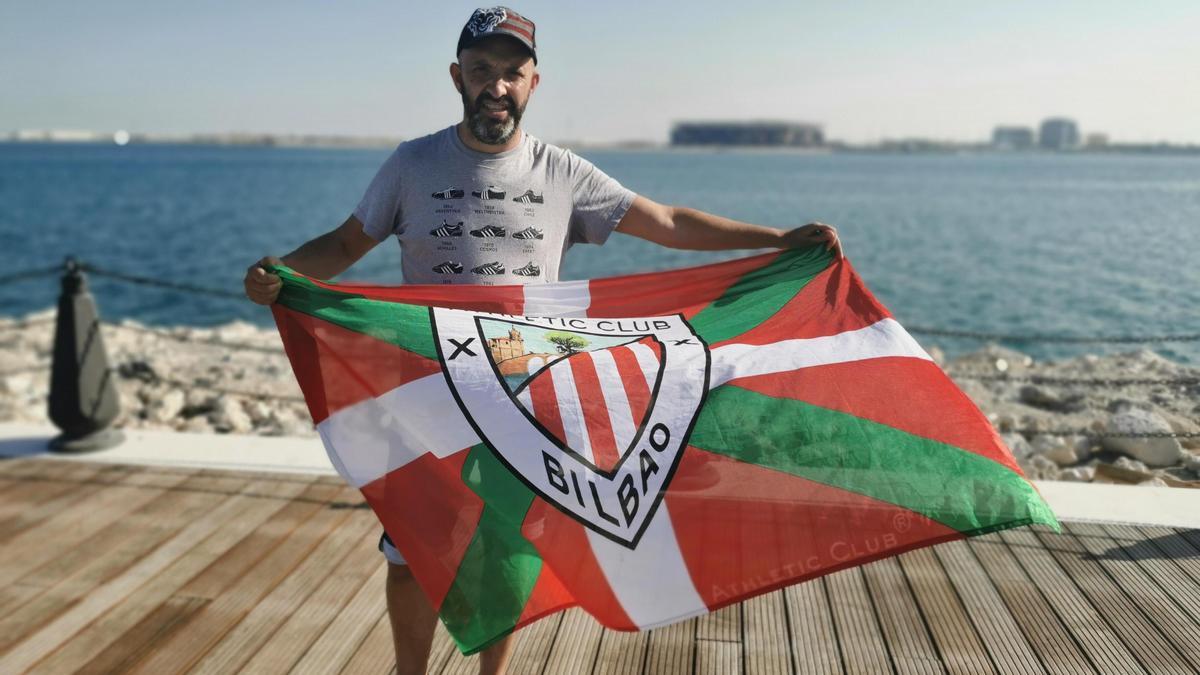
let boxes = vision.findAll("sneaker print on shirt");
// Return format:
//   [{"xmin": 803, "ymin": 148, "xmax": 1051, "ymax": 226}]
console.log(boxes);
[
  {"xmin": 512, "ymin": 189, "xmax": 544, "ymax": 204},
  {"xmin": 513, "ymin": 262, "xmax": 541, "ymax": 277},
  {"xmin": 470, "ymin": 225, "xmax": 507, "ymax": 238},
  {"xmin": 472, "ymin": 262, "xmax": 505, "ymax": 276},
  {"xmin": 430, "ymin": 221, "xmax": 463, "ymax": 237},
  {"xmin": 512, "ymin": 226, "xmax": 544, "ymax": 240},
  {"xmin": 432, "ymin": 261, "xmax": 464, "ymax": 274},
  {"xmin": 431, "ymin": 187, "xmax": 465, "ymax": 200},
  {"xmin": 472, "ymin": 186, "xmax": 506, "ymax": 200}
]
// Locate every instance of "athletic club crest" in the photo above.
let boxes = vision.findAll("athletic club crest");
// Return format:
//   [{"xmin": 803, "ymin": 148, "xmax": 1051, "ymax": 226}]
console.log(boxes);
[{"xmin": 432, "ymin": 307, "xmax": 710, "ymax": 548}]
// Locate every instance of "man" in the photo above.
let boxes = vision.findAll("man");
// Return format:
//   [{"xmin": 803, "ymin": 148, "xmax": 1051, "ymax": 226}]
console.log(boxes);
[{"xmin": 245, "ymin": 7, "xmax": 840, "ymax": 674}]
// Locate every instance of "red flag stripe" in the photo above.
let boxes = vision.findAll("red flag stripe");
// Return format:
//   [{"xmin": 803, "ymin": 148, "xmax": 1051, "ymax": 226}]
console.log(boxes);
[
  {"xmin": 725, "ymin": 357, "xmax": 1022, "ymax": 473},
  {"xmin": 272, "ymin": 305, "xmax": 442, "ymax": 425},
  {"xmin": 568, "ymin": 353, "xmax": 621, "ymax": 471},
  {"xmin": 609, "ymin": 343, "xmax": 653, "ymax": 440},
  {"xmin": 666, "ymin": 446, "xmax": 962, "ymax": 610}
]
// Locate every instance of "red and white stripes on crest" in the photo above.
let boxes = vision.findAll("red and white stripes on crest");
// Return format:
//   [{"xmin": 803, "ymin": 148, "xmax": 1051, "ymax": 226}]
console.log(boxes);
[{"xmin": 516, "ymin": 338, "xmax": 662, "ymax": 472}]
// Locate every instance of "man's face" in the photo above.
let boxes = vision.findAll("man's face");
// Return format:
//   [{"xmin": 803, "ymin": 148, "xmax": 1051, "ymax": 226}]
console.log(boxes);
[{"xmin": 452, "ymin": 38, "xmax": 539, "ymax": 146}]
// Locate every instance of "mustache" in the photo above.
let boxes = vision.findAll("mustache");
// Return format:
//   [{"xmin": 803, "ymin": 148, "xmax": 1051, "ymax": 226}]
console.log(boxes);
[{"xmin": 474, "ymin": 93, "xmax": 515, "ymax": 111}]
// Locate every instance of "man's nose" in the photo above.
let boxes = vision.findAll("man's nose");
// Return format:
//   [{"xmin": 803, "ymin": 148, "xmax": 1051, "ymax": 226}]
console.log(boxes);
[{"xmin": 485, "ymin": 78, "xmax": 508, "ymax": 99}]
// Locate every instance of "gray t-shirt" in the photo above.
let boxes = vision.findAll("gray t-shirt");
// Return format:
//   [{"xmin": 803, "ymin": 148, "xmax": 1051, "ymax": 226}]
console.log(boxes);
[{"xmin": 354, "ymin": 126, "xmax": 636, "ymax": 285}]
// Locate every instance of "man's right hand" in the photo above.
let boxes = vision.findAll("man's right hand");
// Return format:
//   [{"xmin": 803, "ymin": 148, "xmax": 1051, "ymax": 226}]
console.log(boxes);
[{"xmin": 244, "ymin": 256, "xmax": 284, "ymax": 305}]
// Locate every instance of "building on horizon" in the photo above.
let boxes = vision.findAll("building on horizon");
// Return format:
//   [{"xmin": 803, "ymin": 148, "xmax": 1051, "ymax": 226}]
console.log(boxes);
[
  {"xmin": 1085, "ymin": 133, "xmax": 1109, "ymax": 149},
  {"xmin": 670, "ymin": 121, "xmax": 824, "ymax": 147},
  {"xmin": 991, "ymin": 126, "xmax": 1035, "ymax": 150},
  {"xmin": 1039, "ymin": 118, "xmax": 1080, "ymax": 150}
]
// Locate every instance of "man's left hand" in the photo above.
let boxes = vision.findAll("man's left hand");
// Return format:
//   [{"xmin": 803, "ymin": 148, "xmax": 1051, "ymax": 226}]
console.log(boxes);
[{"xmin": 783, "ymin": 222, "xmax": 842, "ymax": 259}]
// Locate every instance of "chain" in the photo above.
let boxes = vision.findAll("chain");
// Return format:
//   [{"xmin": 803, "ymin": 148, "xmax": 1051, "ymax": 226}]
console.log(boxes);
[
  {"xmin": 908, "ymin": 325, "xmax": 1200, "ymax": 344},
  {"xmin": 1013, "ymin": 427, "xmax": 1200, "ymax": 439},
  {"xmin": 955, "ymin": 373, "xmax": 1200, "ymax": 387},
  {"xmin": 80, "ymin": 264, "xmax": 245, "ymax": 300}
]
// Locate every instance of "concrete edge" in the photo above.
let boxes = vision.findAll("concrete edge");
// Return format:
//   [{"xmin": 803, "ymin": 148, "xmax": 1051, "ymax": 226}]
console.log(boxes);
[{"xmin": 2, "ymin": 422, "xmax": 1197, "ymax": 529}]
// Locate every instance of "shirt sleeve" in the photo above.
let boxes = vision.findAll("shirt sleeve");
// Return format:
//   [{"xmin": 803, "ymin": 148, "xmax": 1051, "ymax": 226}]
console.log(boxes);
[
  {"xmin": 567, "ymin": 152, "xmax": 637, "ymax": 246},
  {"xmin": 353, "ymin": 146, "xmax": 405, "ymax": 241}
]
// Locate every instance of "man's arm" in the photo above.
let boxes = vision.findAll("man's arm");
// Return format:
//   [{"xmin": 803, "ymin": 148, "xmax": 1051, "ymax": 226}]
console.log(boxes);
[
  {"xmin": 243, "ymin": 215, "xmax": 381, "ymax": 305},
  {"xmin": 615, "ymin": 195, "xmax": 842, "ymax": 258}
]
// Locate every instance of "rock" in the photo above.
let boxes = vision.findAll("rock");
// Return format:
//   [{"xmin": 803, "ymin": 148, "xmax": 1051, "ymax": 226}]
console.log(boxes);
[
  {"xmin": 1018, "ymin": 385, "xmax": 1085, "ymax": 413},
  {"xmin": 183, "ymin": 388, "xmax": 216, "ymax": 414},
  {"xmin": 1113, "ymin": 456, "xmax": 1150, "ymax": 474},
  {"xmin": 926, "ymin": 345, "xmax": 945, "ymax": 366},
  {"xmin": 1019, "ymin": 454, "xmax": 1060, "ymax": 480},
  {"xmin": 147, "ymin": 389, "xmax": 185, "ymax": 424},
  {"xmin": 1031, "ymin": 434, "xmax": 1086, "ymax": 466},
  {"xmin": 1059, "ymin": 466, "xmax": 1096, "ymax": 482},
  {"xmin": 1001, "ymin": 433, "xmax": 1035, "ymax": 460},
  {"xmin": 1182, "ymin": 451, "xmax": 1200, "ymax": 474},
  {"xmin": 993, "ymin": 414, "xmax": 1017, "ymax": 432},
  {"xmin": 210, "ymin": 395, "xmax": 252, "ymax": 433},
  {"xmin": 245, "ymin": 400, "xmax": 273, "ymax": 425},
  {"xmin": 1102, "ymin": 408, "xmax": 1184, "ymax": 467},
  {"xmin": 180, "ymin": 416, "xmax": 212, "ymax": 433},
  {"xmin": 947, "ymin": 344, "xmax": 1034, "ymax": 375},
  {"xmin": 1138, "ymin": 477, "xmax": 1169, "ymax": 487},
  {"xmin": 118, "ymin": 359, "xmax": 160, "ymax": 383},
  {"xmin": 0, "ymin": 373, "xmax": 35, "ymax": 396}
]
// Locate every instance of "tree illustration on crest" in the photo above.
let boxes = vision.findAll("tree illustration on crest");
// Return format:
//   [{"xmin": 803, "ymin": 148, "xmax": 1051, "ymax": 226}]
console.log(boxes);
[{"xmin": 546, "ymin": 331, "xmax": 588, "ymax": 355}]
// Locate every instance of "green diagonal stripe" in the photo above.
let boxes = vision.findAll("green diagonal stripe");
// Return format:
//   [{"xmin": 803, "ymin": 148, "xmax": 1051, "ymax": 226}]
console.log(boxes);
[
  {"xmin": 439, "ymin": 444, "xmax": 543, "ymax": 655},
  {"xmin": 272, "ymin": 266, "xmax": 438, "ymax": 360},
  {"xmin": 689, "ymin": 385, "xmax": 1059, "ymax": 535},
  {"xmin": 688, "ymin": 246, "xmax": 835, "ymax": 345}
]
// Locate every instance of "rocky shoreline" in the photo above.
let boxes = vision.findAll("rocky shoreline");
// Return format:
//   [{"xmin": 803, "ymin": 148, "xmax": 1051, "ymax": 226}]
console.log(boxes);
[{"xmin": 3, "ymin": 310, "xmax": 1198, "ymax": 487}]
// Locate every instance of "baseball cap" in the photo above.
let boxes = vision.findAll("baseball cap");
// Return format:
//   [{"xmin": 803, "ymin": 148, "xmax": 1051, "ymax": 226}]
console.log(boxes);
[{"xmin": 457, "ymin": 7, "xmax": 537, "ymax": 64}]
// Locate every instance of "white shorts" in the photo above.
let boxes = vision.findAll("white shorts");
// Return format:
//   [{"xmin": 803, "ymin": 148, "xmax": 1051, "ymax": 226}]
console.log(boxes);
[{"xmin": 379, "ymin": 532, "xmax": 407, "ymax": 565}]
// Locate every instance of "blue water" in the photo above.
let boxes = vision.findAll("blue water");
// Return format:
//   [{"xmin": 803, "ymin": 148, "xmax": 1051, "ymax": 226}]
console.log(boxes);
[{"xmin": 2, "ymin": 143, "xmax": 1198, "ymax": 363}]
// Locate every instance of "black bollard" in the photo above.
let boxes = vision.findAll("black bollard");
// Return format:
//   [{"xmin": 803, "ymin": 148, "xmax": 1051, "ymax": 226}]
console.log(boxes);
[{"xmin": 48, "ymin": 258, "xmax": 124, "ymax": 452}]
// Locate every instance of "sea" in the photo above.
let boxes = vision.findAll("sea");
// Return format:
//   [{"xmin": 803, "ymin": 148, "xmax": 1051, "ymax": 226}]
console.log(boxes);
[{"xmin": 2, "ymin": 143, "xmax": 1198, "ymax": 364}]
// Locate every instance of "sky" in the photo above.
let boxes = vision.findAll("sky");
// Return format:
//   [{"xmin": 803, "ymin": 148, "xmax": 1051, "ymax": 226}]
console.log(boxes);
[{"xmin": 2, "ymin": 0, "xmax": 1198, "ymax": 144}]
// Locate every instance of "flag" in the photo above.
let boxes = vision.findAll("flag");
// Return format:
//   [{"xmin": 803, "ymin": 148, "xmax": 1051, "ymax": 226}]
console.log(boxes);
[{"xmin": 268, "ymin": 246, "xmax": 1058, "ymax": 655}]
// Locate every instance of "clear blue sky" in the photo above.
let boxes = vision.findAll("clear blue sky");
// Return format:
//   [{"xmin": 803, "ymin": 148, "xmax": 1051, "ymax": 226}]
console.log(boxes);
[{"xmin": 2, "ymin": 0, "xmax": 1197, "ymax": 143}]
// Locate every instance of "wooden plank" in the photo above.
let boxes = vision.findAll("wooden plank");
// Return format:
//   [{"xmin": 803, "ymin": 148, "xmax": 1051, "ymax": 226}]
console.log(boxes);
[
  {"xmin": 187, "ymin": 508, "xmax": 379, "ymax": 674},
  {"xmin": 592, "ymin": 626, "xmax": 647, "ymax": 675},
  {"xmin": 743, "ymin": 591, "xmax": 790, "ymax": 675},
  {"xmin": 965, "ymin": 535, "xmax": 1093, "ymax": 674},
  {"xmin": 0, "ymin": 470, "xmax": 219, "ymax": 652},
  {"xmin": 426, "ymin": 623, "xmax": 460, "ymax": 674},
  {"xmin": 696, "ymin": 638, "xmax": 741, "ymax": 674},
  {"xmin": 15, "ymin": 476, "xmax": 311, "ymax": 675},
  {"xmin": 126, "ymin": 484, "xmax": 359, "ymax": 675},
  {"xmin": 697, "ymin": 602, "xmax": 740, "ymax": 642},
  {"xmin": 1101, "ymin": 523, "xmax": 1200, "ymax": 625},
  {"xmin": 543, "ymin": 607, "xmax": 606, "ymax": 674},
  {"xmin": 933, "ymin": 540, "xmax": 1045, "ymax": 675},
  {"xmin": 644, "ymin": 617, "xmax": 696, "ymax": 675},
  {"xmin": 997, "ymin": 528, "xmax": 1145, "ymax": 674},
  {"xmin": 0, "ymin": 462, "xmax": 111, "ymax": 535},
  {"xmin": 1112, "ymin": 524, "xmax": 1200, "ymax": 588},
  {"xmin": 860, "ymin": 557, "xmax": 944, "ymax": 675},
  {"xmin": 339, "ymin": 611, "xmax": 399, "ymax": 675},
  {"xmin": 897, "ymin": 547, "xmax": 995, "ymax": 675},
  {"xmin": 1061, "ymin": 522, "xmax": 1200, "ymax": 671},
  {"xmin": 1031, "ymin": 526, "xmax": 1192, "ymax": 673},
  {"xmin": 507, "ymin": 612, "xmax": 563, "ymax": 674},
  {"xmin": 0, "ymin": 465, "xmax": 191, "ymax": 588},
  {"xmin": 291, "ymin": 562, "xmax": 389, "ymax": 675},
  {"xmin": 825, "ymin": 567, "xmax": 891, "ymax": 674},
  {"xmin": 783, "ymin": 579, "xmax": 842, "ymax": 675},
  {"xmin": 241, "ymin": 528, "xmax": 385, "ymax": 672},
  {"xmin": 75, "ymin": 595, "xmax": 209, "ymax": 675},
  {"xmin": 174, "ymin": 481, "xmax": 344, "ymax": 600}
]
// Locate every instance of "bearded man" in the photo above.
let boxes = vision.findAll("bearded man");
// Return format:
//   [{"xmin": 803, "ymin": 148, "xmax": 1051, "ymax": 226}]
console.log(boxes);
[{"xmin": 245, "ymin": 7, "xmax": 840, "ymax": 674}]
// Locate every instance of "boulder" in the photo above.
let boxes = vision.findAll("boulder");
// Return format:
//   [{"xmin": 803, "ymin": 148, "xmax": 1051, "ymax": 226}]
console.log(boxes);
[
  {"xmin": 147, "ymin": 389, "xmax": 185, "ymax": 424},
  {"xmin": 1059, "ymin": 466, "xmax": 1096, "ymax": 482},
  {"xmin": 1019, "ymin": 454, "xmax": 1060, "ymax": 480},
  {"xmin": 1000, "ymin": 433, "xmax": 1035, "ymax": 461},
  {"xmin": 210, "ymin": 395, "xmax": 253, "ymax": 434},
  {"xmin": 1031, "ymin": 434, "xmax": 1086, "ymax": 466},
  {"xmin": 1102, "ymin": 408, "xmax": 1184, "ymax": 467}
]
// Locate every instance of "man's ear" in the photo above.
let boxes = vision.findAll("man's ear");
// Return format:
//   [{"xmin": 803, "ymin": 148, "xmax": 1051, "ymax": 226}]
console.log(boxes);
[
  {"xmin": 449, "ymin": 62, "xmax": 463, "ymax": 94},
  {"xmin": 530, "ymin": 70, "xmax": 540, "ymax": 94}
]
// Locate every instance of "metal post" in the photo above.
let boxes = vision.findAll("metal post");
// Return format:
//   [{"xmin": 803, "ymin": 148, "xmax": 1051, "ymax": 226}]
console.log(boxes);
[{"xmin": 48, "ymin": 257, "xmax": 124, "ymax": 452}]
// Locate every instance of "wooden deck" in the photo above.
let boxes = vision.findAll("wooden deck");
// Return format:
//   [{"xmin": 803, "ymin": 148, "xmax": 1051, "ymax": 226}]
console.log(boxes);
[{"xmin": 1, "ymin": 458, "xmax": 1198, "ymax": 674}]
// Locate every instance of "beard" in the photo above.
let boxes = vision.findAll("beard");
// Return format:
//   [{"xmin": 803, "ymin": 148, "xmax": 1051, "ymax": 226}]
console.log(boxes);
[{"xmin": 462, "ymin": 89, "xmax": 525, "ymax": 146}]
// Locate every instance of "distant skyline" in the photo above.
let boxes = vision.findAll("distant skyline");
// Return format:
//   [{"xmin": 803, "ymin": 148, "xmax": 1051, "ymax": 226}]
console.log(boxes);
[{"xmin": 2, "ymin": 1, "xmax": 1198, "ymax": 144}]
